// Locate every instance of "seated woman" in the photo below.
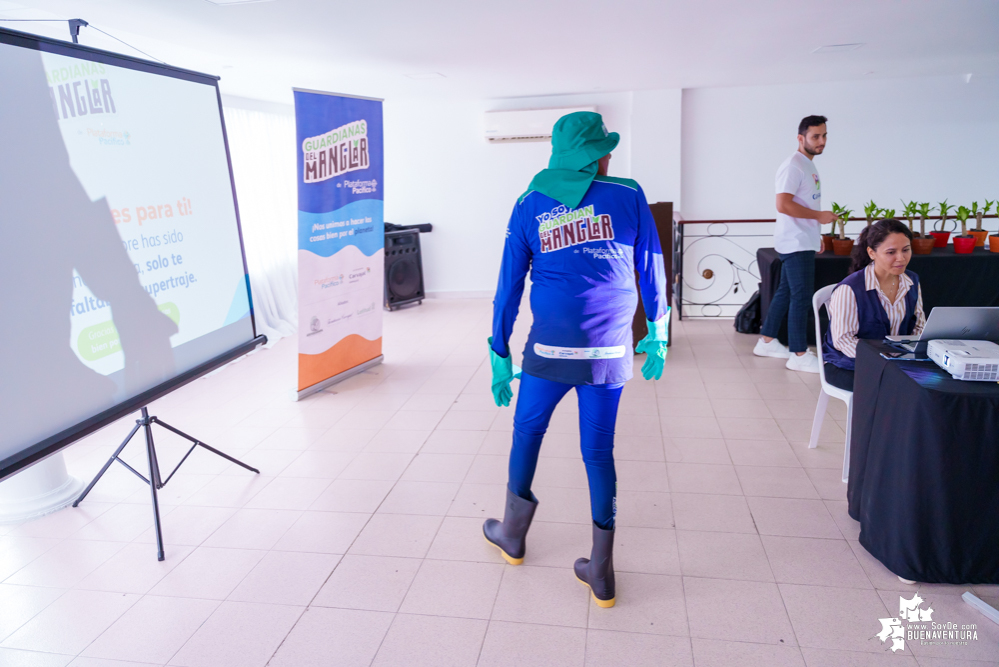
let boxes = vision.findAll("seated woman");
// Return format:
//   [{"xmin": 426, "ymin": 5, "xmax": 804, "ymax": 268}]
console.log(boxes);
[{"xmin": 823, "ymin": 219, "xmax": 925, "ymax": 391}]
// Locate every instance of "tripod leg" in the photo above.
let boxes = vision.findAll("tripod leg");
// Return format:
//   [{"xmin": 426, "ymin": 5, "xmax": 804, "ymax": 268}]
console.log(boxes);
[
  {"xmin": 142, "ymin": 408, "xmax": 166, "ymax": 561},
  {"xmin": 195, "ymin": 442, "xmax": 260, "ymax": 474},
  {"xmin": 73, "ymin": 422, "xmax": 142, "ymax": 507},
  {"xmin": 154, "ymin": 419, "xmax": 260, "ymax": 474}
]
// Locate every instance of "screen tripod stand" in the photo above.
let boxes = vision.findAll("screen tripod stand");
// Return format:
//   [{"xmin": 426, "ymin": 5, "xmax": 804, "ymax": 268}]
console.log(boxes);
[{"xmin": 73, "ymin": 406, "xmax": 258, "ymax": 560}]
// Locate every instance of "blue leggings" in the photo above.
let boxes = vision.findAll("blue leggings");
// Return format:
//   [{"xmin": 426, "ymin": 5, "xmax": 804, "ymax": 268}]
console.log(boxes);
[{"xmin": 508, "ymin": 372, "xmax": 623, "ymax": 529}]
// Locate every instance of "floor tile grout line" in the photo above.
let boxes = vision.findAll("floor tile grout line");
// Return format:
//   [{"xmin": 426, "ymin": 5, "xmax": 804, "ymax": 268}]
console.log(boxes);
[
  {"xmin": 62, "ymin": 587, "xmax": 146, "ymax": 664},
  {"xmin": 0, "ymin": 581, "xmax": 67, "ymax": 646},
  {"xmin": 261, "ymin": 604, "xmax": 309, "ymax": 667},
  {"xmin": 476, "ymin": 563, "xmax": 507, "ymax": 667},
  {"xmin": 297, "ymin": 356, "xmax": 462, "ymax": 665},
  {"xmin": 679, "ymin": 576, "xmax": 696, "ymax": 666},
  {"xmin": 0, "ymin": 533, "xmax": 72, "ymax": 586},
  {"xmin": 364, "ymin": 609, "xmax": 398, "ymax": 667},
  {"xmin": 749, "ymin": 502, "xmax": 803, "ymax": 656},
  {"xmin": 650, "ymin": 330, "xmax": 699, "ymax": 666},
  {"xmin": 382, "ymin": 352, "xmax": 499, "ymax": 666},
  {"xmin": 0, "ymin": 530, "xmax": 198, "ymax": 649}
]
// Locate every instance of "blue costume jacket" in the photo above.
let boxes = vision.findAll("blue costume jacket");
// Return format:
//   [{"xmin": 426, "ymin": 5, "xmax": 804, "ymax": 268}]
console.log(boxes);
[{"xmin": 490, "ymin": 176, "xmax": 669, "ymax": 385}]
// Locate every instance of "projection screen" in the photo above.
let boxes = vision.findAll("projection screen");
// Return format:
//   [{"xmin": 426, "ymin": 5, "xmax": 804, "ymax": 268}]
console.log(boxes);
[{"xmin": 0, "ymin": 27, "xmax": 265, "ymax": 481}]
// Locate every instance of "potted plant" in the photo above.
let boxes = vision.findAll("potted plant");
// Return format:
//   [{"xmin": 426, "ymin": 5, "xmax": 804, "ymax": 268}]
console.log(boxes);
[
  {"xmin": 953, "ymin": 205, "xmax": 976, "ymax": 254},
  {"xmin": 825, "ymin": 203, "xmax": 848, "ymax": 253},
  {"xmin": 881, "ymin": 207, "xmax": 896, "ymax": 220},
  {"xmin": 984, "ymin": 200, "xmax": 999, "ymax": 253},
  {"xmin": 912, "ymin": 202, "xmax": 936, "ymax": 254},
  {"xmin": 969, "ymin": 200, "xmax": 991, "ymax": 247},
  {"xmin": 930, "ymin": 199, "xmax": 952, "ymax": 247},
  {"xmin": 901, "ymin": 200, "xmax": 920, "ymax": 235},
  {"xmin": 832, "ymin": 205, "xmax": 854, "ymax": 256},
  {"xmin": 863, "ymin": 200, "xmax": 878, "ymax": 227}
]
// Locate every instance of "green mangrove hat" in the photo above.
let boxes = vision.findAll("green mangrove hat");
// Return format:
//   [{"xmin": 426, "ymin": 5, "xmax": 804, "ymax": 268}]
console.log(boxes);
[{"xmin": 527, "ymin": 111, "xmax": 619, "ymax": 210}]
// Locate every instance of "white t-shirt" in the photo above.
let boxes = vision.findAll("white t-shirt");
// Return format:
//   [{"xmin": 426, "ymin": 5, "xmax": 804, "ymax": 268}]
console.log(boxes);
[{"xmin": 773, "ymin": 151, "xmax": 821, "ymax": 253}]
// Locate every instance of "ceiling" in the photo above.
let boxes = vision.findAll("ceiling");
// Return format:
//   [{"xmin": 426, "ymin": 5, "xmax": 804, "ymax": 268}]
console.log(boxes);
[{"xmin": 2, "ymin": 0, "xmax": 997, "ymax": 104}]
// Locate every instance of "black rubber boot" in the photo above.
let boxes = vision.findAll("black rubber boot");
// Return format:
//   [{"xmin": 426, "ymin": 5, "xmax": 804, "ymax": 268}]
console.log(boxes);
[
  {"xmin": 483, "ymin": 488, "xmax": 538, "ymax": 565},
  {"xmin": 574, "ymin": 522, "xmax": 615, "ymax": 607}
]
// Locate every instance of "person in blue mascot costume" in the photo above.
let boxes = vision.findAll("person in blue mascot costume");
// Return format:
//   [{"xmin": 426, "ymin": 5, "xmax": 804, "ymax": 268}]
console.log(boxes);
[{"xmin": 484, "ymin": 111, "xmax": 670, "ymax": 608}]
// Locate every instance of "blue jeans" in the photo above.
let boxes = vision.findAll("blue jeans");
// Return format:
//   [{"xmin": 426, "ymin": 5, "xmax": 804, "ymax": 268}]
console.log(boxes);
[
  {"xmin": 508, "ymin": 372, "xmax": 623, "ymax": 529},
  {"xmin": 761, "ymin": 250, "xmax": 815, "ymax": 353}
]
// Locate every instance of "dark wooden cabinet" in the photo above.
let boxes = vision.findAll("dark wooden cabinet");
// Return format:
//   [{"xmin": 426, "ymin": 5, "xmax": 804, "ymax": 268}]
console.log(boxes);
[{"xmin": 632, "ymin": 202, "xmax": 674, "ymax": 346}]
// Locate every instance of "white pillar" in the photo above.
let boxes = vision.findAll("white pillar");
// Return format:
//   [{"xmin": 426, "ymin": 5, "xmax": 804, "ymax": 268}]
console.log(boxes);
[{"xmin": 0, "ymin": 453, "xmax": 84, "ymax": 523}]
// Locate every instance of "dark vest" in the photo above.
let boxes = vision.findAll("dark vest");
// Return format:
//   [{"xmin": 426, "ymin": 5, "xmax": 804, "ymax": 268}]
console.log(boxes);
[{"xmin": 823, "ymin": 268, "xmax": 919, "ymax": 371}]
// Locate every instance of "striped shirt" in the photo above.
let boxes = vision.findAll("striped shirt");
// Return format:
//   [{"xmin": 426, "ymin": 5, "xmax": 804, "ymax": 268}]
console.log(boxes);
[{"xmin": 828, "ymin": 264, "xmax": 925, "ymax": 359}]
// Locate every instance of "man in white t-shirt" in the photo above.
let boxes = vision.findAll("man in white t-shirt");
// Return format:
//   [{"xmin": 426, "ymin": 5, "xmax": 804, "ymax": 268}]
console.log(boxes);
[{"xmin": 754, "ymin": 115, "xmax": 838, "ymax": 373}]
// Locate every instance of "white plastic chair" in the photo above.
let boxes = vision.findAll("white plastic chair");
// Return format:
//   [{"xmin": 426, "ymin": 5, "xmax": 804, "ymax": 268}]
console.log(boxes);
[{"xmin": 809, "ymin": 284, "xmax": 854, "ymax": 483}]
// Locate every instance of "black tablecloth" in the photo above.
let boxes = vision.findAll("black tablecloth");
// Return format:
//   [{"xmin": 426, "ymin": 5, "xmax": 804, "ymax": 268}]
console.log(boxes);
[
  {"xmin": 848, "ymin": 339, "xmax": 999, "ymax": 583},
  {"xmin": 757, "ymin": 246, "xmax": 999, "ymax": 346}
]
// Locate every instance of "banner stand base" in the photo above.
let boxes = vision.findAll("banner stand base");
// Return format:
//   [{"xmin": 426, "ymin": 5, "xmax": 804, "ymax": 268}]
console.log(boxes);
[{"xmin": 296, "ymin": 355, "xmax": 384, "ymax": 402}]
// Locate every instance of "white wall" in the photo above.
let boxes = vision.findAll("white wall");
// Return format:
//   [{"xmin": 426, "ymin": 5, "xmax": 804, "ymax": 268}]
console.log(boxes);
[
  {"xmin": 220, "ymin": 90, "xmax": 680, "ymax": 299},
  {"xmin": 224, "ymin": 73, "xmax": 999, "ymax": 309},
  {"xmin": 681, "ymin": 74, "xmax": 999, "ymax": 221},
  {"xmin": 676, "ymin": 74, "xmax": 999, "ymax": 317},
  {"xmin": 383, "ymin": 91, "xmax": 652, "ymax": 295},
  {"xmin": 631, "ymin": 89, "xmax": 683, "ymax": 209}
]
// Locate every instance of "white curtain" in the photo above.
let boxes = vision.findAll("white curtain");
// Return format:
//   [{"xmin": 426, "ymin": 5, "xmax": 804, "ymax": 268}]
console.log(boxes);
[{"xmin": 222, "ymin": 106, "xmax": 298, "ymax": 345}]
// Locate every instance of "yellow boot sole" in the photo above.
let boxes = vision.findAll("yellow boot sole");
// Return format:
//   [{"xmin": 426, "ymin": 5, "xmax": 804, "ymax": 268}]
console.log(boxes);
[
  {"xmin": 484, "ymin": 535, "xmax": 523, "ymax": 565},
  {"xmin": 576, "ymin": 574, "xmax": 616, "ymax": 608}
]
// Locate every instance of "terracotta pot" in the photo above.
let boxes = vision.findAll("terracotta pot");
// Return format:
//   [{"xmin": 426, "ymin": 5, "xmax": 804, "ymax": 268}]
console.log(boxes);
[
  {"xmin": 820, "ymin": 234, "xmax": 835, "ymax": 254},
  {"xmin": 929, "ymin": 231, "xmax": 951, "ymax": 248},
  {"xmin": 911, "ymin": 236, "xmax": 935, "ymax": 255},
  {"xmin": 991, "ymin": 235, "xmax": 999, "ymax": 253},
  {"xmin": 832, "ymin": 238, "xmax": 854, "ymax": 256},
  {"xmin": 953, "ymin": 236, "xmax": 976, "ymax": 254},
  {"xmin": 969, "ymin": 230, "xmax": 989, "ymax": 247}
]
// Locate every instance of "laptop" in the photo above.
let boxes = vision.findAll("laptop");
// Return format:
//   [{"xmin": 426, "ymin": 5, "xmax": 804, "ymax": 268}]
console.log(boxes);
[{"xmin": 886, "ymin": 307, "xmax": 999, "ymax": 352}]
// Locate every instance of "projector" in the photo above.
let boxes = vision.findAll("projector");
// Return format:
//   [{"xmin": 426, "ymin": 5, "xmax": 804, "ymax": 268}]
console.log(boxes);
[{"xmin": 927, "ymin": 339, "xmax": 999, "ymax": 381}]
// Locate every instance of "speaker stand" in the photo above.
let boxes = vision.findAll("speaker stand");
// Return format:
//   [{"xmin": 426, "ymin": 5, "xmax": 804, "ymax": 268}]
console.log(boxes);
[{"xmin": 73, "ymin": 406, "xmax": 258, "ymax": 560}]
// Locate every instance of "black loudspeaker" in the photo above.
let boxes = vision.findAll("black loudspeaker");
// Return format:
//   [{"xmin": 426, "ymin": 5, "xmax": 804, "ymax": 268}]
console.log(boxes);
[{"xmin": 384, "ymin": 229, "xmax": 425, "ymax": 310}]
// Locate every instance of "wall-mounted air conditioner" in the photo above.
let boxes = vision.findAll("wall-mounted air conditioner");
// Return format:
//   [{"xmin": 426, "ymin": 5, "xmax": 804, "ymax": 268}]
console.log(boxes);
[{"xmin": 484, "ymin": 107, "xmax": 597, "ymax": 143}]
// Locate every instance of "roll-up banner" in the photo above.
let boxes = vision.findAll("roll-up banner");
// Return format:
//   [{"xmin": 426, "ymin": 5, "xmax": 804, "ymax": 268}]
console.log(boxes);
[{"xmin": 293, "ymin": 89, "xmax": 384, "ymax": 399}]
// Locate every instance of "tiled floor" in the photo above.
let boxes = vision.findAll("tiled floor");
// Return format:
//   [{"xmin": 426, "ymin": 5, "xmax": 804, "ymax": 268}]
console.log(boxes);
[{"xmin": 1, "ymin": 298, "xmax": 997, "ymax": 666}]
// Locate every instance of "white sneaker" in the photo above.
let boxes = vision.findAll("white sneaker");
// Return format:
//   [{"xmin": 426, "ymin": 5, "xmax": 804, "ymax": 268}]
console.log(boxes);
[
  {"xmin": 753, "ymin": 337, "xmax": 791, "ymax": 359},
  {"xmin": 786, "ymin": 350, "xmax": 820, "ymax": 373}
]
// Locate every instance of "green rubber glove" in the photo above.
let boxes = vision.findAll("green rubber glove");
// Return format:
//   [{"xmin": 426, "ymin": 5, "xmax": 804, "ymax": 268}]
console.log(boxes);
[
  {"xmin": 488, "ymin": 337, "xmax": 521, "ymax": 407},
  {"xmin": 635, "ymin": 308, "xmax": 670, "ymax": 381}
]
